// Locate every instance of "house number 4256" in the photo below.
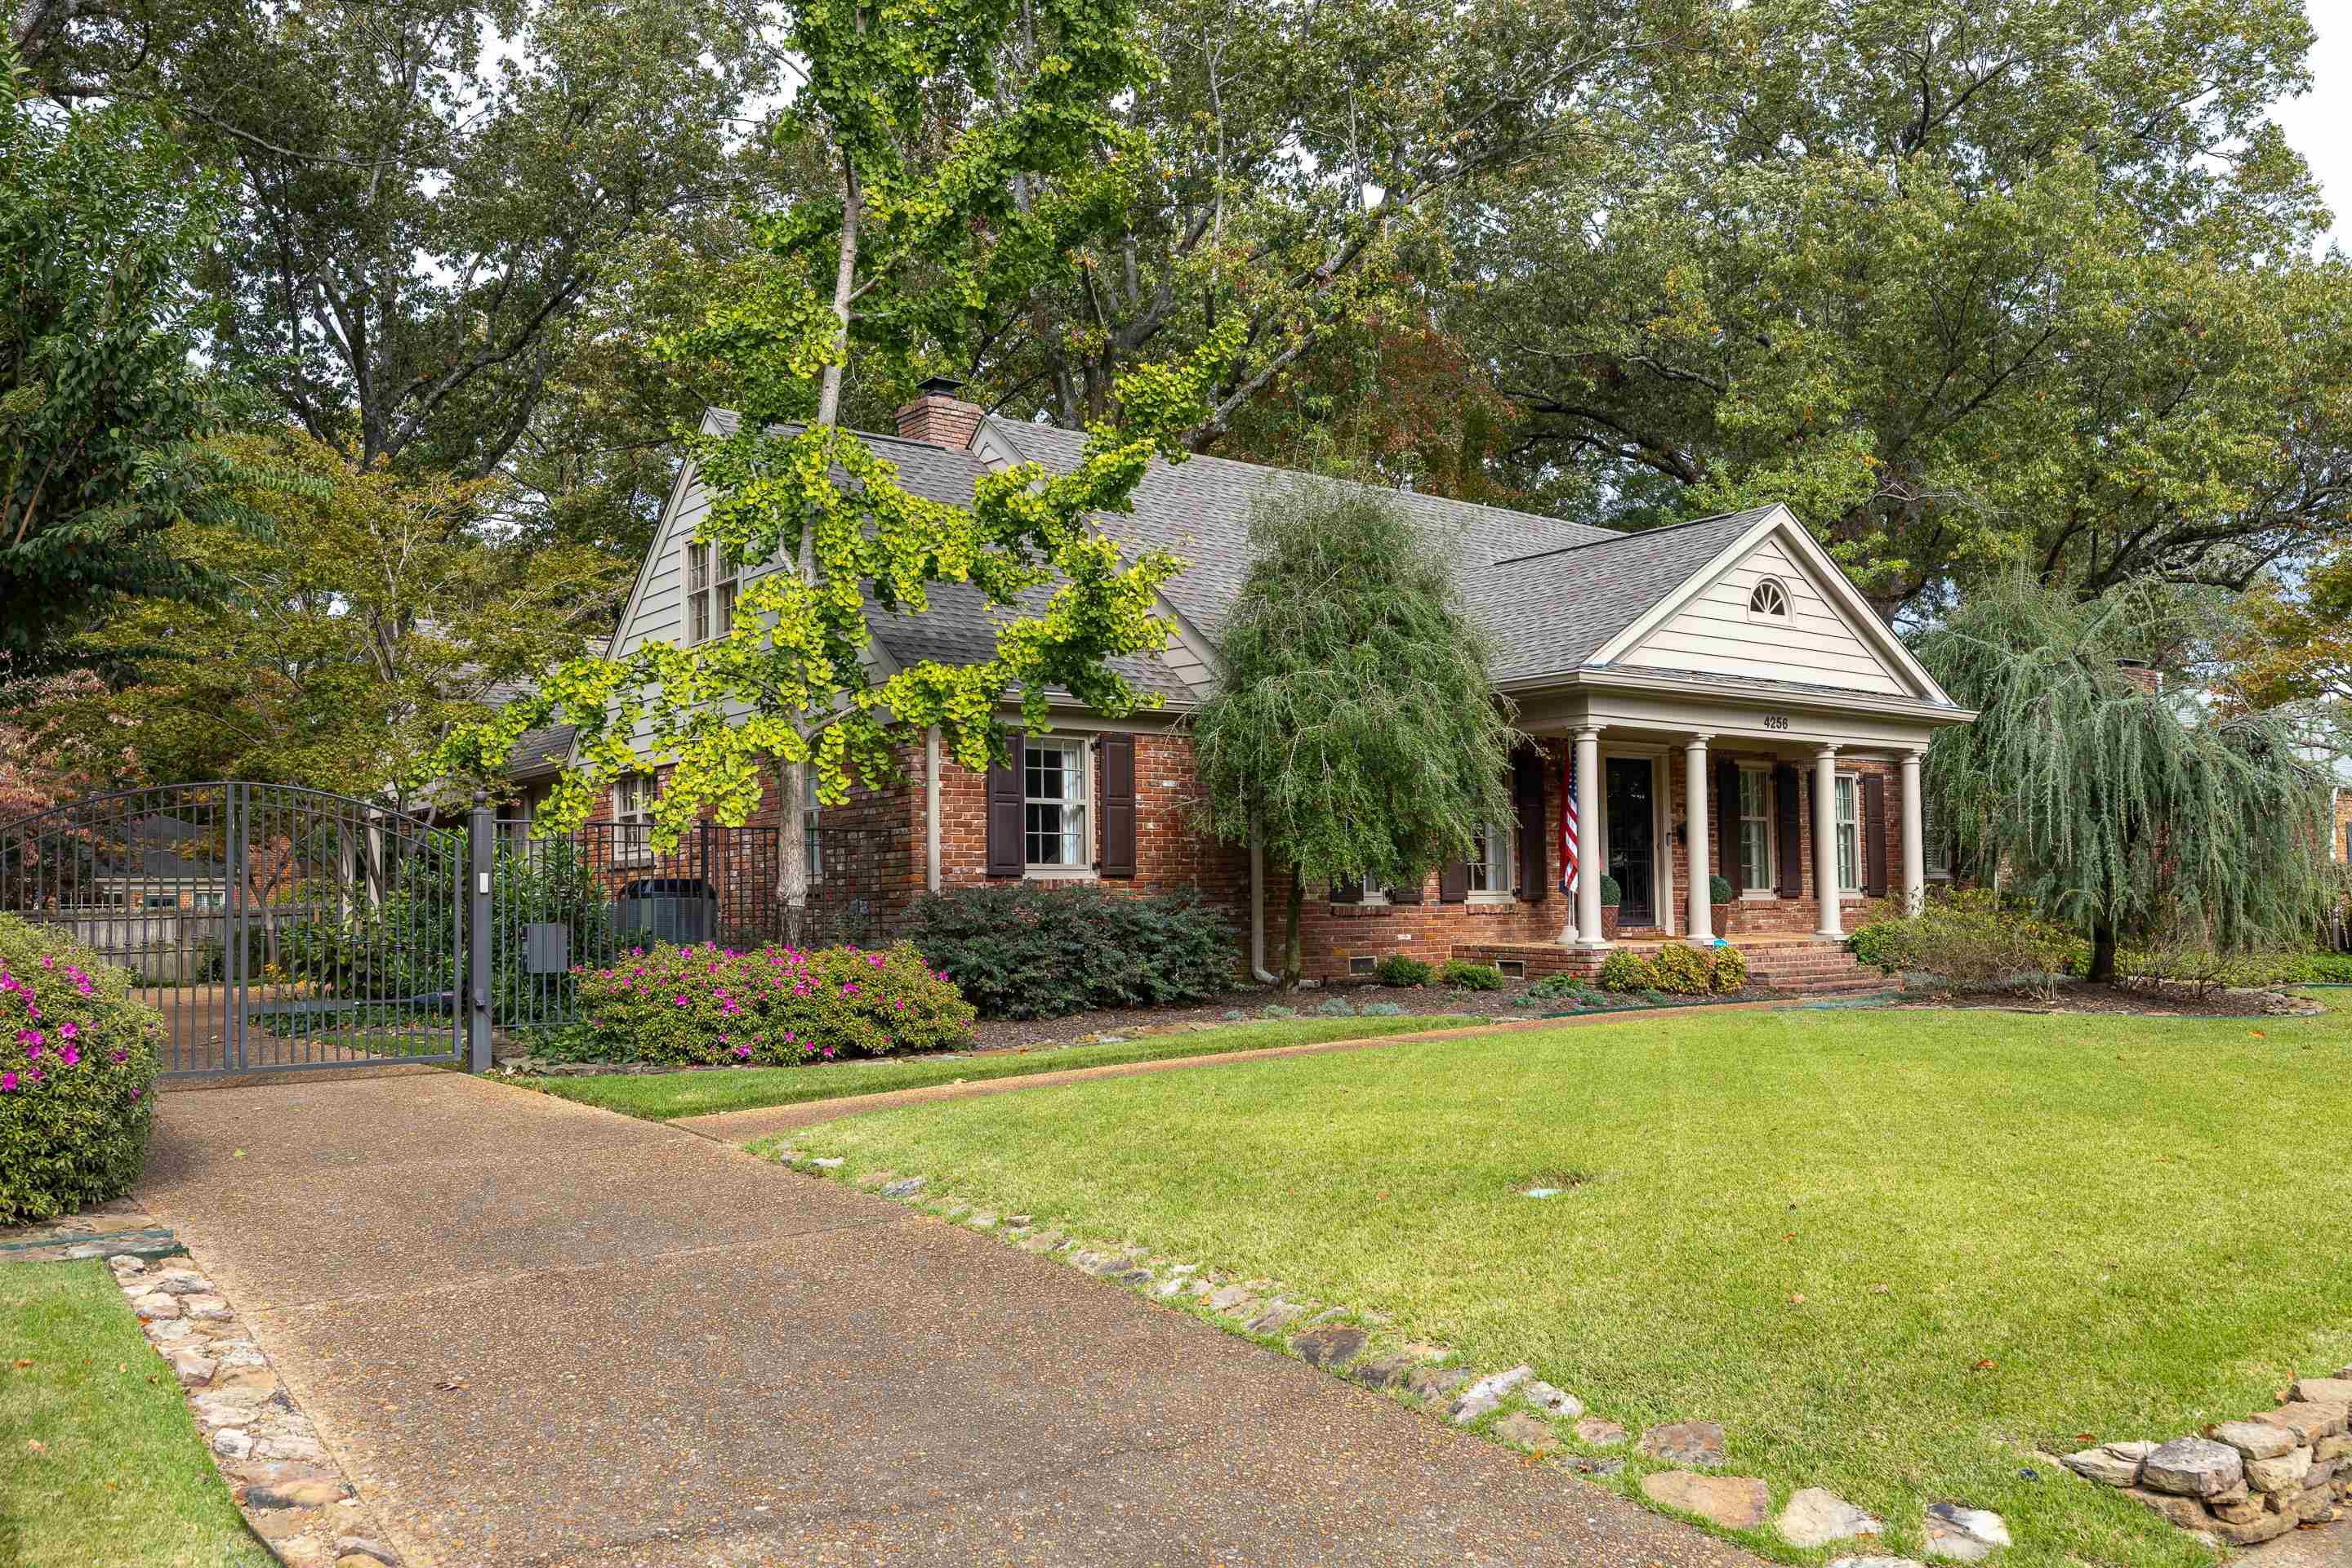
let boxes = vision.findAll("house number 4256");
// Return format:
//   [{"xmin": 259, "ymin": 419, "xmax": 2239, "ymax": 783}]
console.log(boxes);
[{"xmin": 1762, "ymin": 715, "xmax": 1790, "ymax": 730}]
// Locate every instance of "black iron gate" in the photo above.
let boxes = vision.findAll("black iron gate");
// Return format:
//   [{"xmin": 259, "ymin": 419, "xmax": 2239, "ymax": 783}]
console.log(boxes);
[{"xmin": 0, "ymin": 784, "xmax": 466, "ymax": 1078}]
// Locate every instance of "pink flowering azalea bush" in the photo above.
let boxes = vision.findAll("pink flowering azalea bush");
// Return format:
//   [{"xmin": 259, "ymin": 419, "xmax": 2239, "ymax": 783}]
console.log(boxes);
[
  {"xmin": 575, "ymin": 941, "xmax": 977, "ymax": 1066},
  {"xmin": 0, "ymin": 913, "xmax": 165, "ymax": 1226}
]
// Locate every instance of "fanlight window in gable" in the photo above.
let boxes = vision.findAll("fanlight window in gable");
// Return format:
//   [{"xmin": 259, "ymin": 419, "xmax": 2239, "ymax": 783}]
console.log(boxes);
[{"xmin": 1747, "ymin": 578, "xmax": 1790, "ymax": 620}]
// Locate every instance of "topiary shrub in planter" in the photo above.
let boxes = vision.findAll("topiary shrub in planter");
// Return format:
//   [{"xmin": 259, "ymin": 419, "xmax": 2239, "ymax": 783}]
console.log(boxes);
[
  {"xmin": 577, "ymin": 941, "xmax": 975, "ymax": 1065},
  {"xmin": 1597, "ymin": 874, "xmax": 1624, "ymax": 940},
  {"xmin": 0, "ymin": 915, "xmax": 165, "ymax": 1227},
  {"xmin": 900, "ymin": 884, "xmax": 1236, "ymax": 1019},
  {"xmin": 1596, "ymin": 950, "xmax": 1659, "ymax": 992},
  {"xmin": 1709, "ymin": 944, "xmax": 1749, "ymax": 993},
  {"xmin": 1374, "ymin": 954, "xmax": 1434, "ymax": 987},
  {"xmin": 1708, "ymin": 875, "xmax": 1735, "ymax": 934},
  {"xmin": 1650, "ymin": 944, "xmax": 1711, "ymax": 996},
  {"xmin": 1437, "ymin": 959, "xmax": 1505, "ymax": 991}
]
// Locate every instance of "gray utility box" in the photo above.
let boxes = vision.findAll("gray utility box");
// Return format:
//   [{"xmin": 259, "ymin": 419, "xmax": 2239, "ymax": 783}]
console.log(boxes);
[{"xmin": 613, "ymin": 877, "xmax": 717, "ymax": 946}]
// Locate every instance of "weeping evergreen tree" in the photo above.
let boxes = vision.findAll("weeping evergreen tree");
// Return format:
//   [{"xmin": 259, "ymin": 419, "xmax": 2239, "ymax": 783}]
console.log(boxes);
[
  {"xmin": 1918, "ymin": 577, "xmax": 2332, "ymax": 982},
  {"xmin": 1191, "ymin": 478, "xmax": 1518, "ymax": 987}
]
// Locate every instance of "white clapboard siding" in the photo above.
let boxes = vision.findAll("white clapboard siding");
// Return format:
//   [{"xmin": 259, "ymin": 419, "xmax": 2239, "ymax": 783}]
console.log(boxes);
[{"xmin": 1620, "ymin": 536, "xmax": 1907, "ymax": 695}]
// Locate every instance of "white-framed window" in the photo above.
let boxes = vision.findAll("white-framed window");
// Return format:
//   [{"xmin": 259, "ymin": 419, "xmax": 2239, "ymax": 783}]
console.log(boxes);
[
  {"xmin": 1737, "ymin": 767, "xmax": 1775, "ymax": 891},
  {"xmin": 1747, "ymin": 578, "xmax": 1791, "ymax": 620},
  {"xmin": 1023, "ymin": 737, "xmax": 1089, "ymax": 870},
  {"xmin": 1332, "ymin": 873, "xmax": 1388, "ymax": 904},
  {"xmin": 1468, "ymin": 822, "xmax": 1512, "ymax": 898},
  {"xmin": 1922, "ymin": 794, "xmax": 1952, "ymax": 880},
  {"xmin": 614, "ymin": 772, "xmax": 657, "ymax": 862},
  {"xmin": 1834, "ymin": 773, "xmax": 1861, "ymax": 892},
  {"xmin": 801, "ymin": 766, "xmax": 822, "ymax": 882},
  {"xmin": 686, "ymin": 541, "xmax": 737, "ymax": 644},
  {"xmin": 143, "ymin": 892, "xmax": 176, "ymax": 910}
]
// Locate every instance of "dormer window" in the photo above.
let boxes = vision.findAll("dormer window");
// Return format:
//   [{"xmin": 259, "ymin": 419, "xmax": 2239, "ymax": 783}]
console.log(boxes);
[{"xmin": 1747, "ymin": 578, "xmax": 1790, "ymax": 620}]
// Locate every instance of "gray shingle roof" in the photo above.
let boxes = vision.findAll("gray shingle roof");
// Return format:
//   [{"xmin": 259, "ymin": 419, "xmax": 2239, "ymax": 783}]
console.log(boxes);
[
  {"xmin": 1472, "ymin": 506, "xmax": 1784, "ymax": 682},
  {"xmin": 506, "ymin": 722, "xmax": 575, "ymax": 777},
  {"xmin": 987, "ymin": 421, "xmax": 1618, "ymax": 643}
]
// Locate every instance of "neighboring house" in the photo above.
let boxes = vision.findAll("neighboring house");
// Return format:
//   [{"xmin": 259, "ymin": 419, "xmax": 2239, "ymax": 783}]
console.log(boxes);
[{"xmin": 576, "ymin": 385, "xmax": 1977, "ymax": 986}]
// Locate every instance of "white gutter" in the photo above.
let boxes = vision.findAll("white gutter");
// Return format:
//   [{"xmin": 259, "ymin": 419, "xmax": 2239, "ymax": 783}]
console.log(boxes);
[
  {"xmin": 1249, "ymin": 819, "xmax": 1279, "ymax": 984},
  {"xmin": 924, "ymin": 725, "xmax": 942, "ymax": 894}
]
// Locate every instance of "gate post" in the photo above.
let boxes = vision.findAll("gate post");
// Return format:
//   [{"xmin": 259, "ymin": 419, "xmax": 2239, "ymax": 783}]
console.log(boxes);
[{"xmin": 466, "ymin": 792, "xmax": 493, "ymax": 1072}]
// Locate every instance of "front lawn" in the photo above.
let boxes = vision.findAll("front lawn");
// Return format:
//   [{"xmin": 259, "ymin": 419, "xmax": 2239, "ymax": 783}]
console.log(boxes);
[
  {"xmin": 786, "ymin": 994, "xmax": 2352, "ymax": 1568},
  {"xmin": 0, "ymin": 1261, "xmax": 274, "ymax": 1568},
  {"xmin": 525, "ymin": 1013, "xmax": 1481, "ymax": 1120}
]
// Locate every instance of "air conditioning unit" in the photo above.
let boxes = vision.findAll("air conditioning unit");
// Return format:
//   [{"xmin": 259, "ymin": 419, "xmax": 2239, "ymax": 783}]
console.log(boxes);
[{"xmin": 613, "ymin": 877, "xmax": 717, "ymax": 946}]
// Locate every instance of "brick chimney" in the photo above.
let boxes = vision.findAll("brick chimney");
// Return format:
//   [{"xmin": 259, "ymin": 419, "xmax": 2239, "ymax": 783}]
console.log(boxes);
[
  {"xmin": 894, "ymin": 376, "xmax": 983, "ymax": 449},
  {"xmin": 2114, "ymin": 658, "xmax": 2162, "ymax": 696}
]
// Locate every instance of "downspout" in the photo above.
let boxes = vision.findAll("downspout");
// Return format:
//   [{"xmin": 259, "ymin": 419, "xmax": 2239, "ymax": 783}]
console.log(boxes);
[
  {"xmin": 1249, "ymin": 817, "xmax": 1279, "ymax": 984},
  {"xmin": 925, "ymin": 725, "xmax": 942, "ymax": 895}
]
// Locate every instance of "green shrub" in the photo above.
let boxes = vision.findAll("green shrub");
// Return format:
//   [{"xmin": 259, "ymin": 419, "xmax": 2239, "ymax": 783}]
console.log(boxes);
[
  {"xmin": 0, "ymin": 915, "xmax": 165, "ymax": 1226},
  {"xmin": 1313, "ymin": 996, "xmax": 1356, "ymax": 1018},
  {"xmin": 1650, "ymin": 944, "xmax": 1710, "ymax": 996},
  {"xmin": 1438, "ymin": 960, "xmax": 1505, "ymax": 991},
  {"xmin": 576, "ymin": 941, "xmax": 975, "ymax": 1065},
  {"xmin": 1868, "ymin": 889, "xmax": 2078, "ymax": 994},
  {"xmin": 1710, "ymin": 945, "xmax": 1749, "ymax": 993},
  {"xmin": 2287, "ymin": 951, "xmax": 2352, "ymax": 984},
  {"xmin": 1374, "ymin": 955, "xmax": 1434, "ymax": 987},
  {"xmin": 1526, "ymin": 973, "xmax": 1582, "ymax": 1000},
  {"xmin": 1849, "ymin": 918, "xmax": 1918, "ymax": 975},
  {"xmin": 1596, "ymin": 951, "xmax": 1659, "ymax": 992},
  {"xmin": 1358, "ymin": 1000, "xmax": 1405, "ymax": 1017},
  {"xmin": 1597, "ymin": 874, "xmax": 1623, "ymax": 906},
  {"xmin": 900, "ymin": 884, "xmax": 1236, "ymax": 1019},
  {"xmin": 1708, "ymin": 875, "xmax": 1734, "ymax": 905},
  {"xmin": 1261, "ymin": 1003, "xmax": 1298, "ymax": 1018}
]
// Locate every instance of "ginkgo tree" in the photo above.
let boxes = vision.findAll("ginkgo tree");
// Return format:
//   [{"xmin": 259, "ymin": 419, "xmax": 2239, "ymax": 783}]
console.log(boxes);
[{"xmin": 431, "ymin": 0, "xmax": 1238, "ymax": 937}]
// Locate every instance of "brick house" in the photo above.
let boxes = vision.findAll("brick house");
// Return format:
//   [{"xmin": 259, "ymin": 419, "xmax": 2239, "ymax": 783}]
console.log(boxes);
[{"xmin": 513, "ymin": 385, "xmax": 1977, "ymax": 987}]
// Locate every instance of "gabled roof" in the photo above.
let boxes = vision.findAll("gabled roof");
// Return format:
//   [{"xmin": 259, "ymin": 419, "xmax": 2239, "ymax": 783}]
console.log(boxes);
[{"xmin": 1470, "ymin": 506, "xmax": 1784, "ymax": 683}]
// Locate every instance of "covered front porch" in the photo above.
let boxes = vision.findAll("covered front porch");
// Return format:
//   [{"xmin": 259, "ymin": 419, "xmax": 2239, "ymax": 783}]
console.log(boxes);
[{"xmin": 1510, "ymin": 668, "xmax": 1974, "ymax": 952}]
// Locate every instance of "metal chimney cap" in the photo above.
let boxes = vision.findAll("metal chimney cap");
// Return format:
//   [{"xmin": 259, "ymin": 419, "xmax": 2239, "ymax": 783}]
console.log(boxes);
[{"xmin": 915, "ymin": 375, "xmax": 967, "ymax": 397}]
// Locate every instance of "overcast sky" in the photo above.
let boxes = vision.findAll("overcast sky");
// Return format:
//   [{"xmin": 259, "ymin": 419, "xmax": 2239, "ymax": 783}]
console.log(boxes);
[{"xmin": 2269, "ymin": 7, "xmax": 2350, "ymax": 248}]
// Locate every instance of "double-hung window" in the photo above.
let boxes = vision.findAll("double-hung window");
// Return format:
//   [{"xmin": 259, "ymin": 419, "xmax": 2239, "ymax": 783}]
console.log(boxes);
[
  {"xmin": 1023, "ymin": 738, "xmax": 1089, "ymax": 870},
  {"xmin": 1833, "ymin": 773, "xmax": 1861, "ymax": 892},
  {"xmin": 1467, "ymin": 822, "xmax": 1512, "ymax": 897},
  {"xmin": 801, "ymin": 766, "xmax": 822, "ymax": 882},
  {"xmin": 686, "ymin": 541, "xmax": 737, "ymax": 644},
  {"xmin": 614, "ymin": 772, "xmax": 657, "ymax": 862},
  {"xmin": 1738, "ymin": 768, "xmax": 1775, "ymax": 890}
]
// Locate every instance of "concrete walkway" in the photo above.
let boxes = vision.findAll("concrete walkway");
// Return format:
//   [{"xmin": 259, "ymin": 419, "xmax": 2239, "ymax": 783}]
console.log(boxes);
[{"xmin": 140, "ymin": 1071, "xmax": 1766, "ymax": 1568}]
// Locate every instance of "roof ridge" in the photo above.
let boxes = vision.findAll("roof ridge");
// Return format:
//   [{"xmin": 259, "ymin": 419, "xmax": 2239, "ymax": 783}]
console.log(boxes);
[{"xmin": 1488, "ymin": 504, "xmax": 1780, "ymax": 568}]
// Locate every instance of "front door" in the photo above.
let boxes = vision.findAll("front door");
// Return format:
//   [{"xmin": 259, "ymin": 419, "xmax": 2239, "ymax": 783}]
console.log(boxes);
[{"xmin": 1605, "ymin": 758, "xmax": 1655, "ymax": 927}]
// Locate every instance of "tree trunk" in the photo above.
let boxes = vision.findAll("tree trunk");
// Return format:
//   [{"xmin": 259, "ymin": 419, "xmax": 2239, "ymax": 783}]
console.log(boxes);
[
  {"xmin": 2087, "ymin": 917, "xmax": 2118, "ymax": 985},
  {"xmin": 777, "ymin": 755, "xmax": 808, "ymax": 949},
  {"xmin": 1279, "ymin": 866, "xmax": 1305, "ymax": 990},
  {"xmin": 815, "ymin": 164, "xmax": 860, "ymax": 430}
]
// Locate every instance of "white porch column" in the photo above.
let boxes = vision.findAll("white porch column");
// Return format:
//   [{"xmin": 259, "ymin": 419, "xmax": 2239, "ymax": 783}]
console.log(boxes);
[
  {"xmin": 1812, "ymin": 745, "xmax": 1842, "ymax": 939},
  {"xmin": 1573, "ymin": 727, "xmax": 1607, "ymax": 948},
  {"xmin": 1900, "ymin": 748, "xmax": 1927, "ymax": 915},
  {"xmin": 1684, "ymin": 734, "xmax": 1713, "ymax": 944}
]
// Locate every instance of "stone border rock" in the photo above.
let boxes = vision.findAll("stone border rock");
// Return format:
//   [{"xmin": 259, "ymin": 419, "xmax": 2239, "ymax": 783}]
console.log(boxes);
[
  {"xmin": 771, "ymin": 1150, "xmax": 2005, "ymax": 1564},
  {"xmin": 104, "ymin": 1250, "xmax": 406, "ymax": 1568},
  {"xmin": 2056, "ymin": 1377, "xmax": 2351, "ymax": 1547}
]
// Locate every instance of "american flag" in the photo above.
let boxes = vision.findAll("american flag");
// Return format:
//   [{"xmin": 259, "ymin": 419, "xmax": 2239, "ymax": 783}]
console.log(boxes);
[{"xmin": 1559, "ymin": 749, "xmax": 1578, "ymax": 895}]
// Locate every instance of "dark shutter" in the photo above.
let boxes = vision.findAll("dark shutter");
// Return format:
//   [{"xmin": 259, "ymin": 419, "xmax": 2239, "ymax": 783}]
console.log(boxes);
[
  {"xmin": 1098, "ymin": 735, "xmax": 1135, "ymax": 877},
  {"xmin": 1330, "ymin": 875, "xmax": 1363, "ymax": 905},
  {"xmin": 1513, "ymin": 747, "xmax": 1547, "ymax": 901},
  {"xmin": 1440, "ymin": 862, "xmax": 1469, "ymax": 903},
  {"xmin": 1716, "ymin": 759, "xmax": 1741, "ymax": 896},
  {"xmin": 1389, "ymin": 874, "xmax": 1425, "ymax": 905},
  {"xmin": 985, "ymin": 733, "xmax": 1025, "ymax": 877},
  {"xmin": 1773, "ymin": 764, "xmax": 1803, "ymax": 898},
  {"xmin": 1863, "ymin": 772, "xmax": 1889, "ymax": 898}
]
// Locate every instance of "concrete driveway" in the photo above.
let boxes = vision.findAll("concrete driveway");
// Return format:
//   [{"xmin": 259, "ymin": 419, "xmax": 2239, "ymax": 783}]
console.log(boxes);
[{"xmin": 140, "ymin": 1072, "xmax": 1765, "ymax": 1568}]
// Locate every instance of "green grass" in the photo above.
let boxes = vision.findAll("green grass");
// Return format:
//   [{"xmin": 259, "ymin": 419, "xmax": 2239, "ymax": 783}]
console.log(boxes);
[
  {"xmin": 786, "ymin": 994, "xmax": 2352, "ymax": 1568},
  {"xmin": 525, "ymin": 1013, "xmax": 1484, "ymax": 1120},
  {"xmin": 0, "ymin": 1261, "xmax": 275, "ymax": 1568}
]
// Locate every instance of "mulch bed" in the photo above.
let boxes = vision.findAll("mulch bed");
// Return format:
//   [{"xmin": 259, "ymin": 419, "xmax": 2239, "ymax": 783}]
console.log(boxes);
[{"xmin": 1886, "ymin": 978, "xmax": 2323, "ymax": 1018}]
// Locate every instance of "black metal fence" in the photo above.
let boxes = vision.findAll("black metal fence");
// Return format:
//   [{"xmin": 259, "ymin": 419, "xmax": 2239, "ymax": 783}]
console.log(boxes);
[{"xmin": 480, "ymin": 816, "xmax": 889, "ymax": 1040}]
